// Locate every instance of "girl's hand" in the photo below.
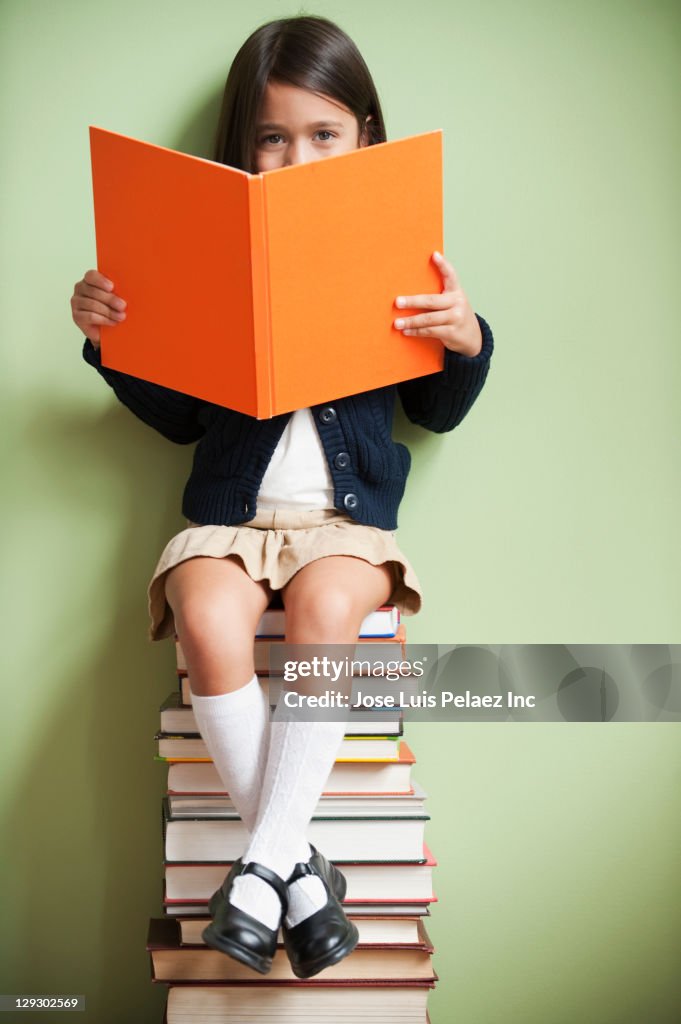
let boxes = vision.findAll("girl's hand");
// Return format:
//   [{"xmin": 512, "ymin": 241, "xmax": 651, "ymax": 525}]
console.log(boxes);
[
  {"xmin": 70, "ymin": 269, "xmax": 127, "ymax": 348},
  {"xmin": 394, "ymin": 251, "xmax": 482, "ymax": 358}
]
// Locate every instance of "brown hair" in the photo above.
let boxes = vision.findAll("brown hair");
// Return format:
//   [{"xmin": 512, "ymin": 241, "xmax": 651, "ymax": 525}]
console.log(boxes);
[{"xmin": 214, "ymin": 15, "xmax": 387, "ymax": 172}]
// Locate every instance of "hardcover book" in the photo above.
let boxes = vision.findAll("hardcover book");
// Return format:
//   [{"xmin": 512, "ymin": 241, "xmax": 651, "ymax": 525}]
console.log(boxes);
[
  {"xmin": 164, "ymin": 984, "xmax": 434, "ymax": 1022},
  {"xmin": 163, "ymin": 843, "xmax": 436, "ymax": 908},
  {"xmin": 163, "ymin": 738, "xmax": 416, "ymax": 794},
  {"xmin": 89, "ymin": 126, "xmax": 444, "ymax": 418},
  {"xmin": 147, "ymin": 915, "xmax": 436, "ymax": 983}
]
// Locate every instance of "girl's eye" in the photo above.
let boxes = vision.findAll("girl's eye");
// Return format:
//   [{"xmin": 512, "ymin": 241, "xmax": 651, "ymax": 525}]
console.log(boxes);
[{"xmin": 258, "ymin": 131, "xmax": 336, "ymax": 146}]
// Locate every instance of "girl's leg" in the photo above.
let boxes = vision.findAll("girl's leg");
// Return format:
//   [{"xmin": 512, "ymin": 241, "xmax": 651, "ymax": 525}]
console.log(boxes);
[
  {"xmin": 165, "ymin": 555, "xmax": 273, "ymax": 696},
  {"xmin": 231, "ymin": 556, "xmax": 394, "ymax": 928},
  {"xmin": 165, "ymin": 556, "xmax": 274, "ymax": 833}
]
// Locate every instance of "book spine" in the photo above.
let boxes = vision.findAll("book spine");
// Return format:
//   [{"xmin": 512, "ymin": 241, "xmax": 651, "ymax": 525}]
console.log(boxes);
[
  {"xmin": 247, "ymin": 175, "xmax": 274, "ymax": 419},
  {"xmin": 88, "ymin": 128, "xmax": 109, "ymax": 356}
]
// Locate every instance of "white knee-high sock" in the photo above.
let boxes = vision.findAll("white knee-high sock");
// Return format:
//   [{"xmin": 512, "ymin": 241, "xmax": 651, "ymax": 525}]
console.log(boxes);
[
  {"xmin": 229, "ymin": 716, "xmax": 347, "ymax": 929},
  {"xmin": 189, "ymin": 674, "xmax": 270, "ymax": 834}
]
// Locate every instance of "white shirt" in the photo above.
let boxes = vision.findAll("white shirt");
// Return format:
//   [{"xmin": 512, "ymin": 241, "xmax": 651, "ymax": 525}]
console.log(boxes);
[{"xmin": 256, "ymin": 407, "xmax": 335, "ymax": 511}]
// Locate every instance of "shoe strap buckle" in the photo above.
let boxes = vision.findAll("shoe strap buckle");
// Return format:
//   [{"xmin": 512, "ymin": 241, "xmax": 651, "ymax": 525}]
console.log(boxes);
[{"xmin": 287, "ymin": 861, "xmax": 315, "ymax": 885}]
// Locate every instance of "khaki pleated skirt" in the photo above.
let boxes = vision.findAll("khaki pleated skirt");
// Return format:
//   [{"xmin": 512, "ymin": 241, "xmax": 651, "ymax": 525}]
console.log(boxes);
[{"xmin": 147, "ymin": 507, "xmax": 423, "ymax": 642}]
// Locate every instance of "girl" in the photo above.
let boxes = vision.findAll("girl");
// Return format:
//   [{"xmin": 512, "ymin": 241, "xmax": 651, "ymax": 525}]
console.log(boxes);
[{"xmin": 71, "ymin": 15, "xmax": 494, "ymax": 979}]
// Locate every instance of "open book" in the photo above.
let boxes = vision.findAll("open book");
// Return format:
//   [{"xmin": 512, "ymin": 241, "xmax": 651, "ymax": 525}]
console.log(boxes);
[{"xmin": 89, "ymin": 126, "xmax": 444, "ymax": 418}]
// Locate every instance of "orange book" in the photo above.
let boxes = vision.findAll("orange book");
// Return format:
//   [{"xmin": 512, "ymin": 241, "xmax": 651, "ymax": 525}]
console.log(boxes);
[{"xmin": 89, "ymin": 125, "xmax": 444, "ymax": 419}]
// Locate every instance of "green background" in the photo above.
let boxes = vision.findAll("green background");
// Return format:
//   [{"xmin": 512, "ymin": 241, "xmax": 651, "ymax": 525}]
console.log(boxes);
[{"xmin": 2, "ymin": 0, "xmax": 680, "ymax": 1021}]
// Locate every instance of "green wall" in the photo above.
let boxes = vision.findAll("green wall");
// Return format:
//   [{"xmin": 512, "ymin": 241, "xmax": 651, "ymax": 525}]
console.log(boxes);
[{"xmin": 2, "ymin": 1, "xmax": 680, "ymax": 1021}]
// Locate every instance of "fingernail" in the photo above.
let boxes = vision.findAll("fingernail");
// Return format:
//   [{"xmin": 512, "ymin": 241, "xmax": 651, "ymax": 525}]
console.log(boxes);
[
  {"xmin": 395, "ymin": 318, "xmax": 405, "ymax": 328},
  {"xmin": 433, "ymin": 251, "xmax": 442, "ymax": 260},
  {"xmin": 396, "ymin": 297, "xmax": 406, "ymax": 307}
]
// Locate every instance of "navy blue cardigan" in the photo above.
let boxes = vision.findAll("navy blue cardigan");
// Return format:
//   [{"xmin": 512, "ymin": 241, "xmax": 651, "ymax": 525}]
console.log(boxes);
[{"xmin": 82, "ymin": 313, "xmax": 494, "ymax": 530}]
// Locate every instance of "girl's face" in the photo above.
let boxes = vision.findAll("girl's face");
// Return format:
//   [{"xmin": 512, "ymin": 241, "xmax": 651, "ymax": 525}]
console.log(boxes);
[{"xmin": 254, "ymin": 80, "xmax": 369, "ymax": 172}]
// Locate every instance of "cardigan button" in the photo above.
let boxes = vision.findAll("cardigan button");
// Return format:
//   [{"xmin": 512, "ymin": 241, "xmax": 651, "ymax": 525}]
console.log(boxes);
[
  {"xmin": 319, "ymin": 406, "xmax": 337, "ymax": 425},
  {"xmin": 343, "ymin": 493, "xmax": 359, "ymax": 511},
  {"xmin": 334, "ymin": 451, "xmax": 350, "ymax": 470}
]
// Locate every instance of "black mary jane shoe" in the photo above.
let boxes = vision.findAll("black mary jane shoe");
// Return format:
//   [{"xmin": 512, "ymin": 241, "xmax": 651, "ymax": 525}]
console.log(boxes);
[
  {"xmin": 202, "ymin": 860, "xmax": 289, "ymax": 975},
  {"xmin": 282, "ymin": 845, "xmax": 359, "ymax": 979}
]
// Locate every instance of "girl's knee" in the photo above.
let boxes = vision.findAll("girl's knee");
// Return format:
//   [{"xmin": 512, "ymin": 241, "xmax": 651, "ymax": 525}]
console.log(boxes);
[
  {"xmin": 168, "ymin": 583, "xmax": 257, "ymax": 650},
  {"xmin": 174, "ymin": 603, "xmax": 255, "ymax": 676},
  {"xmin": 285, "ymin": 588, "xmax": 361, "ymax": 641},
  {"xmin": 173, "ymin": 594, "xmax": 229, "ymax": 637}
]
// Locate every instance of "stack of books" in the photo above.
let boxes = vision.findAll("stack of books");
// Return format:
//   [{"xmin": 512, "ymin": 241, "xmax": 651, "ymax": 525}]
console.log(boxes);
[{"xmin": 149, "ymin": 604, "xmax": 438, "ymax": 1023}]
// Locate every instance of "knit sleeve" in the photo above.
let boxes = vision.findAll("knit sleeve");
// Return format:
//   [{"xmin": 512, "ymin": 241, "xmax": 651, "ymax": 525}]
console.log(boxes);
[
  {"xmin": 396, "ymin": 313, "xmax": 494, "ymax": 434},
  {"xmin": 82, "ymin": 339, "xmax": 206, "ymax": 445}
]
